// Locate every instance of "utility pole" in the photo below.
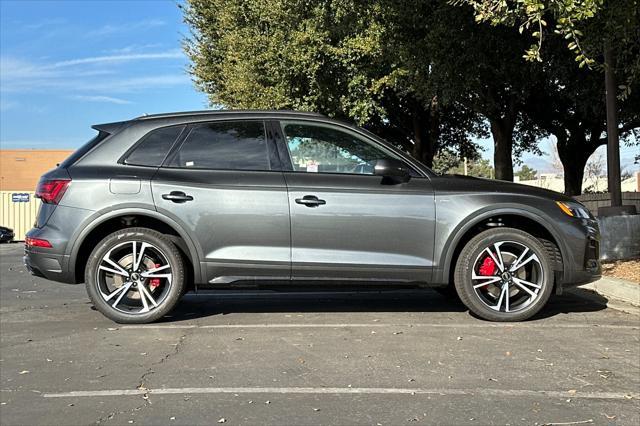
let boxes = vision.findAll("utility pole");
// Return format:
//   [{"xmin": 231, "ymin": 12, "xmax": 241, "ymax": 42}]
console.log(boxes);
[
  {"xmin": 599, "ymin": 41, "xmax": 636, "ymax": 216},
  {"xmin": 604, "ymin": 41, "xmax": 621, "ymax": 207},
  {"xmin": 464, "ymin": 157, "xmax": 468, "ymax": 176}
]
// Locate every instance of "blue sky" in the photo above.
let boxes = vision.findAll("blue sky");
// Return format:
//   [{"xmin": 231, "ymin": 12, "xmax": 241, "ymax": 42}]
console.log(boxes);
[
  {"xmin": 1, "ymin": 0, "xmax": 207, "ymax": 148},
  {"xmin": 0, "ymin": 0, "xmax": 637, "ymax": 173}
]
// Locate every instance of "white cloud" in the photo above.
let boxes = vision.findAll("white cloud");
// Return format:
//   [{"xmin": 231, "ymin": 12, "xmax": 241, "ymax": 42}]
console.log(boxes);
[
  {"xmin": 0, "ymin": 50, "xmax": 189, "ymax": 94},
  {"xmin": 51, "ymin": 50, "xmax": 184, "ymax": 68},
  {"xmin": 105, "ymin": 43, "xmax": 164, "ymax": 54},
  {"xmin": 87, "ymin": 19, "xmax": 167, "ymax": 37},
  {"xmin": 71, "ymin": 95, "xmax": 132, "ymax": 105}
]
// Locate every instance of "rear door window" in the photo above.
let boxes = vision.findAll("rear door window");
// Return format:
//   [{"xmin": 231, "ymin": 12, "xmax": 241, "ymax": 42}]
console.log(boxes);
[
  {"xmin": 124, "ymin": 125, "xmax": 185, "ymax": 167},
  {"xmin": 167, "ymin": 121, "xmax": 270, "ymax": 171}
]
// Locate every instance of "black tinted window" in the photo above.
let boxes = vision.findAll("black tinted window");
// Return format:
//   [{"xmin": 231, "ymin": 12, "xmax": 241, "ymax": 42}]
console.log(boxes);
[
  {"xmin": 168, "ymin": 121, "xmax": 269, "ymax": 171},
  {"xmin": 125, "ymin": 126, "xmax": 184, "ymax": 167}
]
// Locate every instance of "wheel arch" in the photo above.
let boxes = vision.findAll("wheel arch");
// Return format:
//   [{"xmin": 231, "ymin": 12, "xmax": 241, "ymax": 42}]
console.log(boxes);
[
  {"xmin": 438, "ymin": 207, "xmax": 569, "ymax": 286},
  {"xmin": 68, "ymin": 208, "xmax": 203, "ymax": 284}
]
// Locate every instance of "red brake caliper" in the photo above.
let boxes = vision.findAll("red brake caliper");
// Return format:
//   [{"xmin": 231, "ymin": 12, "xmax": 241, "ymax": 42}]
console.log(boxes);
[
  {"xmin": 149, "ymin": 263, "xmax": 161, "ymax": 288},
  {"xmin": 478, "ymin": 256, "xmax": 496, "ymax": 282}
]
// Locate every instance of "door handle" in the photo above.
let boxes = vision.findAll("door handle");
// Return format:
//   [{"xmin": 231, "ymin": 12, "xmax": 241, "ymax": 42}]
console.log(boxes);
[
  {"xmin": 162, "ymin": 191, "xmax": 194, "ymax": 203},
  {"xmin": 295, "ymin": 195, "xmax": 326, "ymax": 207}
]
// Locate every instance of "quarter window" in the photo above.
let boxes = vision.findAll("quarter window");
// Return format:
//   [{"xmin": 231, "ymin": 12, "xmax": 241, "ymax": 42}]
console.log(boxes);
[
  {"xmin": 168, "ymin": 121, "xmax": 269, "ymax": 171},
  {"xmin": 281, "ymin": 122, "xmax": 396, "ymax": 175},
  {"xmin": 125, "ymin": 126, "xmax": 185, "ymax": 167}
]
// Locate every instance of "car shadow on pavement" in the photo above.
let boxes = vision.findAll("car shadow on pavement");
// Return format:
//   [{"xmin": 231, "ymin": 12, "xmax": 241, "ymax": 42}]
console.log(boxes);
[{"xmin": 158, "ymin": 288, "xmax": 609, "ymax": 323}]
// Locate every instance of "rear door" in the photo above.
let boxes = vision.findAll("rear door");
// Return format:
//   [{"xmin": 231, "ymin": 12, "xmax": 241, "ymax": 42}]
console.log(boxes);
[
  {"xmin": 151, "ymin": 120, "xmax": 290, "ymax": 284},
  {"xmin": 274, "ymin": 120, "xmax": 436, "ymax": 284}
]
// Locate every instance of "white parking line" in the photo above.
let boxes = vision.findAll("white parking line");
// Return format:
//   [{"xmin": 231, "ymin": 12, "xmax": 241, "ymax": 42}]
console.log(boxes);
[
  {"xmin": 120, "ymin": 323, "xmax": 639, "ymax": 330},
  {"xmin": 43, "ymin": 386, "xmax": 638, "ymax": 400}
]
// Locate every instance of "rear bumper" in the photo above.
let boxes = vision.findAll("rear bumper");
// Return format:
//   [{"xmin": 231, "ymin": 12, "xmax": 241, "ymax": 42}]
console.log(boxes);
[
  {"xmin": 23, "ymin": 246, "xmax": 76, "ymax": 283},
  {"xmin": 23, "ymin": 224, "xmax": 78, "ymax": 285}
]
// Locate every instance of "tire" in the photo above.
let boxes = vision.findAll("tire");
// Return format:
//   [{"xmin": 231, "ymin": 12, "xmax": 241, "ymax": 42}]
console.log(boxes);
[
  {"xmin": 85, "ymin": 227, "xmax": 186, "ymax": 324},
  {"xmin": 454, "ymin": 227, "xmax": 554, "ymax": 322}
]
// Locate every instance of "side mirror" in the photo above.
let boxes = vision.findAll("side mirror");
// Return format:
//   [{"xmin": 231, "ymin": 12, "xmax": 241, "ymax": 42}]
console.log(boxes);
[{"xmin": 373, "ymin": 159, "xmax": 411, "ymax": 183}]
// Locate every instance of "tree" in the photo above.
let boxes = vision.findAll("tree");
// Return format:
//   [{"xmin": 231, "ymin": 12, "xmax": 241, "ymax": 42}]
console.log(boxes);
[
  {"xmin": 424, "ymin": 4, "xmax": 546, "ymax": 181},
  {"xmin": 182, "ymin": 0, "xmax": 484, "ymax": 167},
  {"xmin": 515, "ymin": 165, "xmax": 537, "ymax": 181},
  {"xmin": 523, "ymin": 32, "xmax": 640, "ymax": 195},
  {"xmin": 432, "ymin": 151, "xmax": 494, "ymax": 178},
  {"xmin": 584, "ymin": 151, "xmax": 606, "ymax": 192},
  {"xmin": 453, "ymin": 0, "xmax": 603, "ymax": 66}
]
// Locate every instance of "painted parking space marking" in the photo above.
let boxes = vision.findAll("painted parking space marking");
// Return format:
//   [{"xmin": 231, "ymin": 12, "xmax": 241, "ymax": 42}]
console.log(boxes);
[
  {"xmin": 119, "ymin": 323, "xmax": 639, "ymax": 330},
  {"xmin": 43, "ymin": 386, "xmax": 639, "ymax": 400}
]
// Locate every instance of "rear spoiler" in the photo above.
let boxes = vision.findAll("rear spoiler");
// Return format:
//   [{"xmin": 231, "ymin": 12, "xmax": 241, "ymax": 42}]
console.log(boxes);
[{"xmin": 91, "ymin": 121, "xmax": 128, "ymax": 134}]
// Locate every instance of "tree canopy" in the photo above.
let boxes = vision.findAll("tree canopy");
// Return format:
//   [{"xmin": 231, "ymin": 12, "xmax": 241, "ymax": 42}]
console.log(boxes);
[{"xmin": 182, "ymin": 0, "xmax": 639, "ymax": 194}]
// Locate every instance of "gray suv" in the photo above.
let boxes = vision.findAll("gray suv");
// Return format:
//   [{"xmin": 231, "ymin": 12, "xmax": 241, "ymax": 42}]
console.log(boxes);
[{"xmin": 24, "ymin": 110, "xmax": 601, "ymax": 323}]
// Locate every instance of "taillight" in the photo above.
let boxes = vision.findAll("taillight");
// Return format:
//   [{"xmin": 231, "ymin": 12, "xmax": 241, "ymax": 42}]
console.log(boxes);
[
  {"xmin": 25, "ymin": 237, "xmax": 53, "ymax": 248},
  {"xmin": 35, "ymin": 179, "xmax": 71, "ymax": 204}
]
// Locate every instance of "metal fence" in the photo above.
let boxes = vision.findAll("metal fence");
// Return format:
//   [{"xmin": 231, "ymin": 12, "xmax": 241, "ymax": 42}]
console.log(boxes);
[{"xmin": 0, "ymin": 191, "xmax": 39, "ymax": 241}]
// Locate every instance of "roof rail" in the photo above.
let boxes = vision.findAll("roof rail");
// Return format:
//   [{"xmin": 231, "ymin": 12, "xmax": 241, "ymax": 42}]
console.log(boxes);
[{"xmin": 135, "ymin": 109, "xmax": 325, "ymax": 120}]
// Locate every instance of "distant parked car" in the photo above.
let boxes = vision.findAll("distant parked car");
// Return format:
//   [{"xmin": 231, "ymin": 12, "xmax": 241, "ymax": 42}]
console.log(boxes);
[
  {"xmin": 0, "ymin": 226, "xmax": 15, "ymax": 243},
  {"xmin": 24, "ymin": 110, "xmax": 601, "ymax": 324}
]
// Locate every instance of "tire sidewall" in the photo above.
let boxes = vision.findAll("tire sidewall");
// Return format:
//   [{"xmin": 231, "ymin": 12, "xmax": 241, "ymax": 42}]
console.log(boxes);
[
  {"xmin": 454, "ymin": 228, "xmax": 554, "ymax": 322},
  {"xmin": 85, "ymin": 228, "xmax": 185, "ymax": 324}
]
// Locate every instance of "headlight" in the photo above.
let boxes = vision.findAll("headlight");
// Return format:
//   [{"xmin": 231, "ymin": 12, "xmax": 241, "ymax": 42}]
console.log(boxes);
[{"xmin": 556, "ymin": 201, "xmax": 591, "ymax": 218}]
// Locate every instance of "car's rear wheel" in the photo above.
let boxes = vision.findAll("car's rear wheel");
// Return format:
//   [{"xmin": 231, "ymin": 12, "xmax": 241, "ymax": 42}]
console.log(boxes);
[
  {"xmin": 85, "ymin": 227, "xmax": 185, "ymax": 324},
  {"xmin": 454, "ymin": 227, "xmax": 554, "ymax": 322}
]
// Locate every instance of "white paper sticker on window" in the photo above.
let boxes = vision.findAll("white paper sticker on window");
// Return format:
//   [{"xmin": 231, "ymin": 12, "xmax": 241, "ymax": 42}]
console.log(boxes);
[
  {"xmin": 306, "ymin": 161, "xmax": 318, "ymax": 173},
  {"xmin": 186, "ymin": 161, "xmax": 195, "ymax": 167}
]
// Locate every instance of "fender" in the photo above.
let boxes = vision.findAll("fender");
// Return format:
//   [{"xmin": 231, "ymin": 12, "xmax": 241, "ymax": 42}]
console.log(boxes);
[
  {"xmin": 67, "ymin": 206, "xmax": 204, "ymax": 283},
  {"xmin": 436, "ymin": 205, "xmax": 571, "ymax": 284}
]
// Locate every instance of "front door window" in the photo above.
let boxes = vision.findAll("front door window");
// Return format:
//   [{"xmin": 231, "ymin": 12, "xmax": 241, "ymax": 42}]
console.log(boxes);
[{"xmin": 280, "ymin": 121, "xmax": 397, "ymax": 175}]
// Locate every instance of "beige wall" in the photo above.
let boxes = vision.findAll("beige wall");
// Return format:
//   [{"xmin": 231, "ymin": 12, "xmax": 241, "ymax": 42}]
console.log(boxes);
[
  {"xmin": 0, "ymin": 191, "xmax": 40, "ymax": 240},
  {"xmin": 0, "ymin": 150, "xmax": 74, "ymax": 191}
]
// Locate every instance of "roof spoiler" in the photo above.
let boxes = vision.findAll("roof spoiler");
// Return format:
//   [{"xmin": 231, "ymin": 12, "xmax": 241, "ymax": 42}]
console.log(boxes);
[{"xmin": 91, "ymin": 121, "xmax": 128, "ymax": 134}]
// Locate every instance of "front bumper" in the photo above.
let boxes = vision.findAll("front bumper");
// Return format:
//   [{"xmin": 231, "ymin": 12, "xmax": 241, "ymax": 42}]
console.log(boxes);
[{"xmin": 557, "ymin": 217, "xmax": 601, "ymax": 289}]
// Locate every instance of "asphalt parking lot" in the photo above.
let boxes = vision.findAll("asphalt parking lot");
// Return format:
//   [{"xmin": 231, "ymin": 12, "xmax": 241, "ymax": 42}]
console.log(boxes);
[{"xmin": 1, "ymin": 243, "xmax": 639, "ymax": 425}]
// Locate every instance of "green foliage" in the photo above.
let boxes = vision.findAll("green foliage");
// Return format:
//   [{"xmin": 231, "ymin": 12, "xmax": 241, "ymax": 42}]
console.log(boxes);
[
  {"xmin": 454, "ymin": 0, "xmax": 640, "ymax": 95},
  {"xmin": 432, "ymin": 151, "xmax": 494, "ymax": 178},
  {"xmin": 450, "ymin": 158, "xmax": 494, "ymax": 178},
  {"xmin": 452, "ymin": 0, "xmax": 602, "ymax": 67},
  {"xmin": 515, "ymin": 165, "xmax": 538, "ymax": 180},
  {"xmin": 181, "ymin": 0, "xmax": 485, "ymax": 167}
]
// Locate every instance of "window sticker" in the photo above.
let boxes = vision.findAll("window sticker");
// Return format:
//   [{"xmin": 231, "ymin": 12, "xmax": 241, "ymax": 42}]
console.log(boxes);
[{"xmin": 306, "ymin": 160, "xmax": 318, "ymax": 173}]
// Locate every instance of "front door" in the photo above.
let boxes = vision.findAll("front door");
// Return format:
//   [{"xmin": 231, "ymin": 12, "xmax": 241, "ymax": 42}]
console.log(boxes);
[
  {"xmin": 152, "ymin": 119, "xmax": 290, "ymax": 284},
  {"xmin": 274, "ymin": 120, "xmax": 436, "ymax": 284}
]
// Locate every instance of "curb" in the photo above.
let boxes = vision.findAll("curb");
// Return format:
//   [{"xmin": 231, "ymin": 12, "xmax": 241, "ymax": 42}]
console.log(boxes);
[
  {"xmin": 584, "ymin": 276, "xmax": 640, "ymax": 306},
  {"xmin": 575, "ymin": 276, "xmax": 640, "ymax": 315}
]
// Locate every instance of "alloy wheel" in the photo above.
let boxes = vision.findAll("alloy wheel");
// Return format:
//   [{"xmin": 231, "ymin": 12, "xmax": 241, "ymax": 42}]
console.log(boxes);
[
  {"xmin": 471, "ymin": 241, "xmax": 544, "ymax": 313},
  {"xmin": 95, "ymin": 241, "xmax": 173, "ymax": 314}
]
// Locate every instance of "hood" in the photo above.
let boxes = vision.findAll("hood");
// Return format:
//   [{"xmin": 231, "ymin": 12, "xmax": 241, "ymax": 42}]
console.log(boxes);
[{"xmin": 434, "ymin": 174, "xmax": 574, "ymax": 202}]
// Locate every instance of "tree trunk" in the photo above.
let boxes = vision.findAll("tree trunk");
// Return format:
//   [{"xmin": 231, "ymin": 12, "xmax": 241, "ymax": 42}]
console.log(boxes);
[
  {"xmin": 412, "ymin": 109, "xmax": 435, "ymax": 168},
  {"xmin": 489, "ymin": 118, "xmax": 514, "ymax": 181},
  {"xmin": 557, "ymin": 135, "xmax": 592, "ymax": 196}
]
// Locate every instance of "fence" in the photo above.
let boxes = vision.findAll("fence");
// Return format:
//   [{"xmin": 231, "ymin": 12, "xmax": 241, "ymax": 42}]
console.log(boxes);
[
  {"xmin": 0, "ymin": 191, "xmax": 39, "ymax": 241},
  {"xmin": 574, "ymin": 192, "xmax": 640, "ymax": 216}
]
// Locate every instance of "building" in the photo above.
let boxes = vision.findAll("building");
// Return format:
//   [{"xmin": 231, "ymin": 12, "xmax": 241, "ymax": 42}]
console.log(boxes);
[
  {"xmin": 0, "ymin": 150, "xmax": 74, "ymax": 240},
  {"xmin": 0, "ymin": 149, "xmax": 73, "ymax": 191}
]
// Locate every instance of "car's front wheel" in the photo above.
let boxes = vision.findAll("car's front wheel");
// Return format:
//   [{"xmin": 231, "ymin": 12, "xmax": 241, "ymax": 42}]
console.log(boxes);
[
  {"xmin": 454, "ymin": 227, "xmax": 554, "ymax": 322},
  {"xmin": 85, "ymin": 227, "xmax": 185, "ymax": 324}
]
